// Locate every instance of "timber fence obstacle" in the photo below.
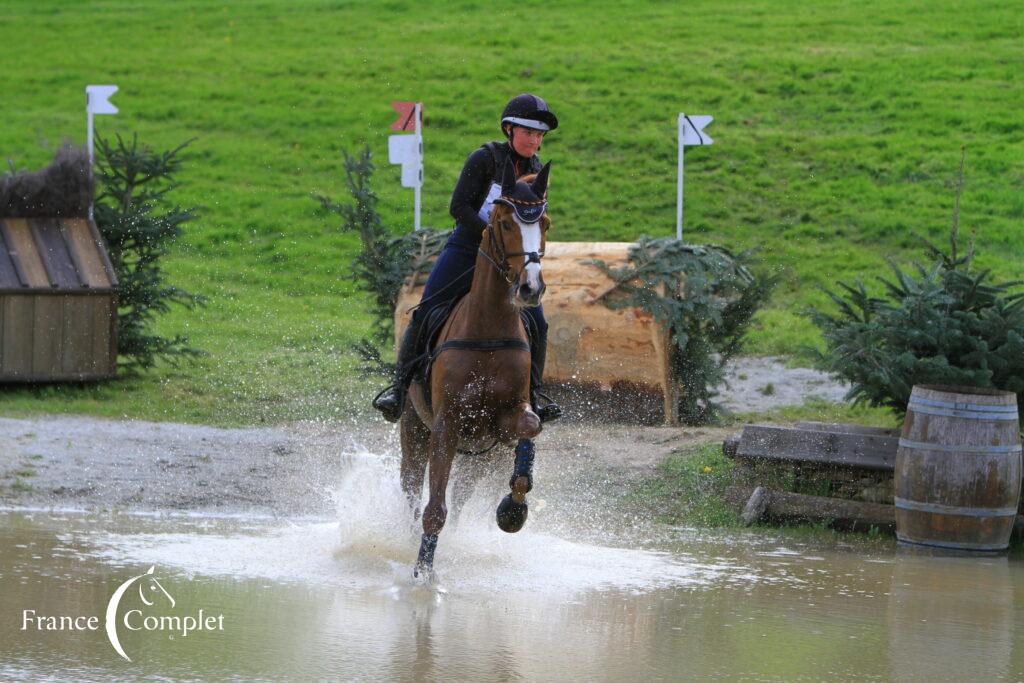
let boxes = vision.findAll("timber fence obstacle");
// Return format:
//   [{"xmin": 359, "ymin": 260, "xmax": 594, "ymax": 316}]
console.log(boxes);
[
  {"xmin": 723, "ymin": 420, "xmax": 1024, "ymax": 541},
  {"xmin": 726, "ymin": 485, "xmax": 1024, "ymax": 536},
  {"xmin": 395, "ymin": 242, "xmax": 679, "ymax": 423}
]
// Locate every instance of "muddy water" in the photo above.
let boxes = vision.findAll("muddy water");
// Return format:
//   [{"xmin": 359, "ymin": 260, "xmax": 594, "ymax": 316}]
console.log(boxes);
[{"xmin": 2, "ymin": 454, "xmax": 1023, "ymax": 680}]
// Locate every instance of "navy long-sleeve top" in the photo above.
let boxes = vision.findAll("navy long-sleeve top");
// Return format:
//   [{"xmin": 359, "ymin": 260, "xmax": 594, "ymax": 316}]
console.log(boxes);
[{"xmin": 448, "ymin": 141, "xmax": 541, "ymax": 243}]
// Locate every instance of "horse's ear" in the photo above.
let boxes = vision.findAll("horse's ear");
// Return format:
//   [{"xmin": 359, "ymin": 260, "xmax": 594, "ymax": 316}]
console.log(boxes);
[
  {"xmin": 531, "ymin": 162, "xmax": 551, "ymax": 198},
  {"xmin": 501, "ymin": 157, "xmax": 517, "ymax": 196}
]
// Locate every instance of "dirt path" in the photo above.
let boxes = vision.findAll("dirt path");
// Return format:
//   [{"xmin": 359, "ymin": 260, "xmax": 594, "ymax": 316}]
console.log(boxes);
[
  {"xmin": 0, "ymin": 358, "xmax": 846, "ymax": 515},
  {"xmin": 0, "ymin": 414, "xmax": 733, "ymax": 516}
]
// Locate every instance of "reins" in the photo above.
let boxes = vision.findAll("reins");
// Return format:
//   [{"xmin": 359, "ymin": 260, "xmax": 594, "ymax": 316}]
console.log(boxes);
[
  {"xmin": 477, "ymin": 219, "xmax": 544, "ymax": 284},
  {"xmin": 405, "ymin": 215, "xmax": 544, "ymax": 315}
]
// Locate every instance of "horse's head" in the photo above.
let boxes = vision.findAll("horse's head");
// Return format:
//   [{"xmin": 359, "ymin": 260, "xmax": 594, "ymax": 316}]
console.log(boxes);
[{"xmin": 488, "ymin": 159, "xmax": 551, "ymax": 309}]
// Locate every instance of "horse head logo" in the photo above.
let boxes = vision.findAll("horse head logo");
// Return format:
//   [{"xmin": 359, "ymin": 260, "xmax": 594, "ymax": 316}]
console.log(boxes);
[{"xmin": 104, "ymin": 566, "xmax": 175, "ymax": 662}]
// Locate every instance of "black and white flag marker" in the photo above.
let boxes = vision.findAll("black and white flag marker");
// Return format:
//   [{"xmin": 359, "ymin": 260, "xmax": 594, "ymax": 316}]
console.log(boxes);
[
  {"xmin": 388, "ymin": 101, "xmax": 423, "ymax": 231},
  {"xmin": 676, "ymin": 113, "xmax": 713, "ymax": 241}
]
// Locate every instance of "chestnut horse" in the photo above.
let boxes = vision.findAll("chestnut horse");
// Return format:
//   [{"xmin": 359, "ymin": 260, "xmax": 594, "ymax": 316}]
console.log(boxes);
[{"xmin": 400, "ymin": 161, "xmax": 551, "ymax": 577}]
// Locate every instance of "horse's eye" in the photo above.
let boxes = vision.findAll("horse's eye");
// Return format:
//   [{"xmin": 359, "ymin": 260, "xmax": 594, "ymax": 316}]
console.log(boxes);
[{"xmin": 501, "ymin": 220, "xmax": 512, "ymax": 231}]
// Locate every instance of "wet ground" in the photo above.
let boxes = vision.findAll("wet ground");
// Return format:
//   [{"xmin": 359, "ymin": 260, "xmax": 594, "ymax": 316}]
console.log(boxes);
[{"xmin": 0, "ymin": 414, "xmax": 733, "ymax": 514}]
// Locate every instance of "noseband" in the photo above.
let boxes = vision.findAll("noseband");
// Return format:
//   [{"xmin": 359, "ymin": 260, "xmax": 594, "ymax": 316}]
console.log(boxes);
[{"xmin": 479, "ymin": 220, "xmax": 544, "ymax": 285}]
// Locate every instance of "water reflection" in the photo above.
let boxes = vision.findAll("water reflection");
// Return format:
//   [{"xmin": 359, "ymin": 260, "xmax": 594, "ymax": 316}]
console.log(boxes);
[{"xmin": 888, "ymin": 549, "xmax": 1014, "ymax": 682}]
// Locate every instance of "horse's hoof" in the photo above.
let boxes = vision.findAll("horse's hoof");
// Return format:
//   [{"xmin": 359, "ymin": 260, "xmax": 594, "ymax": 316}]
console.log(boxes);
[
  {"xmin": 414, "ymin": 533, "xmax": 438, "ymax": 579},
  {"xmin": 496, "ymin": 494, "xmax": 528, "ymax": 533},
  {"xmin": 413, "ymin": 562, "xmax": 434, "ymax": 582}
]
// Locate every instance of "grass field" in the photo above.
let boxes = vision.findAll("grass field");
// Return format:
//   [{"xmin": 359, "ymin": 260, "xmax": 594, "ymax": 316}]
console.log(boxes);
[{"xmin": 0, "ymin": 0, "xmax": 1020, "ymax": 425}]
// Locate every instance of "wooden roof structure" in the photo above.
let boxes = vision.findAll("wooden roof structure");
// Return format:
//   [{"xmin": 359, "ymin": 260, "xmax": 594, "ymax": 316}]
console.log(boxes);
[
  {"xmin": 0, "ymin": 217, "xmax": 116, "ymax": 293},
  {"xmin": 0, "ymin": 216, "xmax": 118, "ymax": 381}
]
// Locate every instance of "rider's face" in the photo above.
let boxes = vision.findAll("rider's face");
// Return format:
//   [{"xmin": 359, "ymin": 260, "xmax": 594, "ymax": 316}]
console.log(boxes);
[{"xmin": 509, "ymin": 126, "xmax": 545, "ymax": 157}]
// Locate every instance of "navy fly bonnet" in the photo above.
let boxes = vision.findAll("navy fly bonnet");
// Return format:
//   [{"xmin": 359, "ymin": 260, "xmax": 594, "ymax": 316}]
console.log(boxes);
[{"xmin": 493, "ymin": 159, "xmax": 551, "ymax": 224}]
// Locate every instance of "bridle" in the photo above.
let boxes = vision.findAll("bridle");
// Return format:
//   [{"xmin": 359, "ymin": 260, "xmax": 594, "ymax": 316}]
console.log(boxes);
[{"xmin": 478, "ymin": 215, "xmax": 544, "ymax": 285}]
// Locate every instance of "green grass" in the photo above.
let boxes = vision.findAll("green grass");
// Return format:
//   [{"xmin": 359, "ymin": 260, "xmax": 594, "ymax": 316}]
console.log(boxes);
[
  {"xmin": 728, "ymin": 396, "xmax": 900, "ymax": 428},
  {"xmin": 629, "ymin": 439, "xmax": 1023, "ymax": 550},
  {"xmin": 1, "ymin": 0, "xmax": 1020, "ymax": 424},
  {"xmin": 626, "ymin": 443, "xmax": 741, "ymax": 527}
]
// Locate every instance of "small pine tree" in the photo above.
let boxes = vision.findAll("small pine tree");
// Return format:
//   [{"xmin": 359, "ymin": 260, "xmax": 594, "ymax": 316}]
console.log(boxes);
[
  {"xmin": 314, "ymin": 145, "xmax": 446, "ymax": 353},
  {"xmin": 594, "ymin": 238, "xmax": 777, "ymax": 424},
  {"xmin": 93, "ymin": 133, "xmax": 206, "ymax": 370},
  {"xmin": 810, "ymin": 152, "xmax": 1024, "ymax": 415}
]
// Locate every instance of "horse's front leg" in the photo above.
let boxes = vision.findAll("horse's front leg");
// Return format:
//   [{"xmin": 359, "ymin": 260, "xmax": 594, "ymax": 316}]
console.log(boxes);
[
  {"xmin": 415, "ymin": 411, "xmax": 458, "ymax": 578},
  {"xmin": 399, "ymin": 401, "xmax": 430, "ymax": 518},
  {"xmin": 496, "ymin": 438, "xmax": 534, "ymax": 533}
]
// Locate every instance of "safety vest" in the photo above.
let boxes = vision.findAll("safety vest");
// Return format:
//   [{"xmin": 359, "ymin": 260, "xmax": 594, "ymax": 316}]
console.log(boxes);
[{"xmin": 476, "ymin": 142, "xmax": 542, "ymax": 223}]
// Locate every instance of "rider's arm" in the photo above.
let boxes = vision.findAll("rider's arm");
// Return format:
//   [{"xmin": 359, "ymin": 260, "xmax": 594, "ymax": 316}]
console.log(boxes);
[{"xmin": 449, "ymin": 147, "xmax": 493, "ymax": 232}]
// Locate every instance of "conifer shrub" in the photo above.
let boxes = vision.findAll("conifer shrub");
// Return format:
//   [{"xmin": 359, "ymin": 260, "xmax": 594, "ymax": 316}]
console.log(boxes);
[
  {"xmin": 811, "ymin": 152, "xmax": 1023, "ymax": 417},
  {"xmin": 810, "ymin": 235, "xmax": 1024, "ymax": 416},
  {"xmin": 593, "ymin": 238, "xmax": 777, "ymax": 425},
  {"xmin": 93, "ymin": 133, "xmax": 206, "ymax": 370},
  {"xmin": 313, "ymin": 146, "xmax": 445, "ymax": 371}
]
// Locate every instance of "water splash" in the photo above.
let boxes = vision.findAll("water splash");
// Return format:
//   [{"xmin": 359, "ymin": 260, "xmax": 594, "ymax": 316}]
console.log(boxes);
[{"xmin": 89, "ymin": 445, "xmax": 740, "ymax": 595}]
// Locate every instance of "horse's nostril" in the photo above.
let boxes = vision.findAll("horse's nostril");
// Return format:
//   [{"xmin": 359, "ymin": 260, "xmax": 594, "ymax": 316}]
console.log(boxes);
[{"xmin": 520, "ymin": 282, "xmax": 532, "ymax": 296}]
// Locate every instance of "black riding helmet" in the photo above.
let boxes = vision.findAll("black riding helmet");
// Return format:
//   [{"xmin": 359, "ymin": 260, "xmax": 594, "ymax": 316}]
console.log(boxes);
[{"xmin": 501, "ymin": 93, "xmax": 559, "ymax": 136}]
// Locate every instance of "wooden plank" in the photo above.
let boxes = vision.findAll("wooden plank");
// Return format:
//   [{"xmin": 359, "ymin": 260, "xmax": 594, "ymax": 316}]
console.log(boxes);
[
  {"xmin": 726, "ymin": 485, "xmax": 1024, "ymax": 536},
  {"xmin": 0, "ymin": 222, "xmax": 23, "ymax": 288},
  {"xmin": 61, "ymin": 295, "xmax": 94, "ymax": 375},
  {"xmin": 795, "ymin": 421, "xmax": 899, "ymax": 437},
  {"xmin": 1, "ymin": 295, "xmax": 34, "ymax": 377},
  {"xmin": 736, "ymin": 424, "xmax": 898, "ymax": 470},
  {"xmin": 63, "ymin": 219, "xmax": 112, "ymax": 288},
  {"xmin": 0, "ymin": 220, "xmax": 31, "ymax": 287},
  {"xmin": 30, "ymin": 218, "xmax": 78, "ymax": 288},
  {"xmin": 740, "ymin": 486, "xmax": 771, "ymax": 526},
  {"xmin": 109, "ymin": 293, "xmax": 119, "ymax": 375},
  {"xmin": 726, "ymin": 485, "xmax": 896, "ymax": 532},
  {"xmin": 3, "ymin": 219, "xmax": 49, "ymax": 288},
  {"xmin": 86, "ymin": 218, "xmax": 119, "ymax": 287},
  {"xmin": 90, "ymin": 296, "xmax": 114, "ymax": 375},
  {"xmin": 31, "ymin": 295, "xmax": 63, "ymax": 377}
]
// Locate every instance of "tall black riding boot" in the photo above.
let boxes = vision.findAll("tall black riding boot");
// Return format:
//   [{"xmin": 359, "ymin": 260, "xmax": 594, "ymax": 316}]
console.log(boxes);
[
  {"xmin": 529, "ymin": 327, "xmax": 562, "ymax": 423},
  {"xmin": 372, "ymin": 316, "xmax": 423, "ymax": 423}
]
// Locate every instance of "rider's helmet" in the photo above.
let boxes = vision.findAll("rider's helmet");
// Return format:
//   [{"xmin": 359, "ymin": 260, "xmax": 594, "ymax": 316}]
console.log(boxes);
[{"xmin": 501, "ymin": 94, "xmax": 559, "ymax": 136}]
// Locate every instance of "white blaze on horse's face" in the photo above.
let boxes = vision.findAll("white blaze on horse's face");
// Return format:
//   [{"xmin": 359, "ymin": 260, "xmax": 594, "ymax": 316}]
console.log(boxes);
[{"xmin": 513, "ymin": 214, "xmax": 544, "ymax": 301}]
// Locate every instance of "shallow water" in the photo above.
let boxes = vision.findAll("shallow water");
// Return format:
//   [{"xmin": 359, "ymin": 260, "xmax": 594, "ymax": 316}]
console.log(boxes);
[{"xmin": 2, "ymin": 454, "xmax": 1023, "ymax": 680}]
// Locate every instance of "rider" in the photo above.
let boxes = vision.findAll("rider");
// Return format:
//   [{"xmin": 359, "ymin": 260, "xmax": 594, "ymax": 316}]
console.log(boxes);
[{"xmin": 373, "ymin": 93, "xmax": 562, "ymax": 424}]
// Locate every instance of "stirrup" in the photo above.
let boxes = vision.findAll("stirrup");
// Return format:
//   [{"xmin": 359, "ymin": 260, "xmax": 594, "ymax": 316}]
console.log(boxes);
[
  {"xmin": 372, "ymin": 384, "xmax": 403, "ymax": 423},
  {"xmin": 533, "ymin": 390, "xmax": 562, "ymax": 424}
]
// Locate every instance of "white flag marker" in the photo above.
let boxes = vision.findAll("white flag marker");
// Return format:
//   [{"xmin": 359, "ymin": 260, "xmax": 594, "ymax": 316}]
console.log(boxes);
[
  {"xmin": 86, "ymin": 85, "xmax": 119, "ymax": 220},
  {"xmin": 86, "ymin": 85, "xmax": 119, "ymax": 166},
  {"xmin": 676, "ymin": 113, "xmax": 714, "ymax": 241}
]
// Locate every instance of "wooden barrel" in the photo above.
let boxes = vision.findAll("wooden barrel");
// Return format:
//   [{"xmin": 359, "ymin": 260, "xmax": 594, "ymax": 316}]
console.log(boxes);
[{"xmin": 895, "ymin": 385, "xmax": 1022, "ymax": 551}]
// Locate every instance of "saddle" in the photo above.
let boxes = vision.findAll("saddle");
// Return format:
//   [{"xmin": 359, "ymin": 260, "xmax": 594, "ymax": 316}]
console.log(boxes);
[{"xmin": 400, "ymin": 295, "xmax": 539, "ymax": 407}]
